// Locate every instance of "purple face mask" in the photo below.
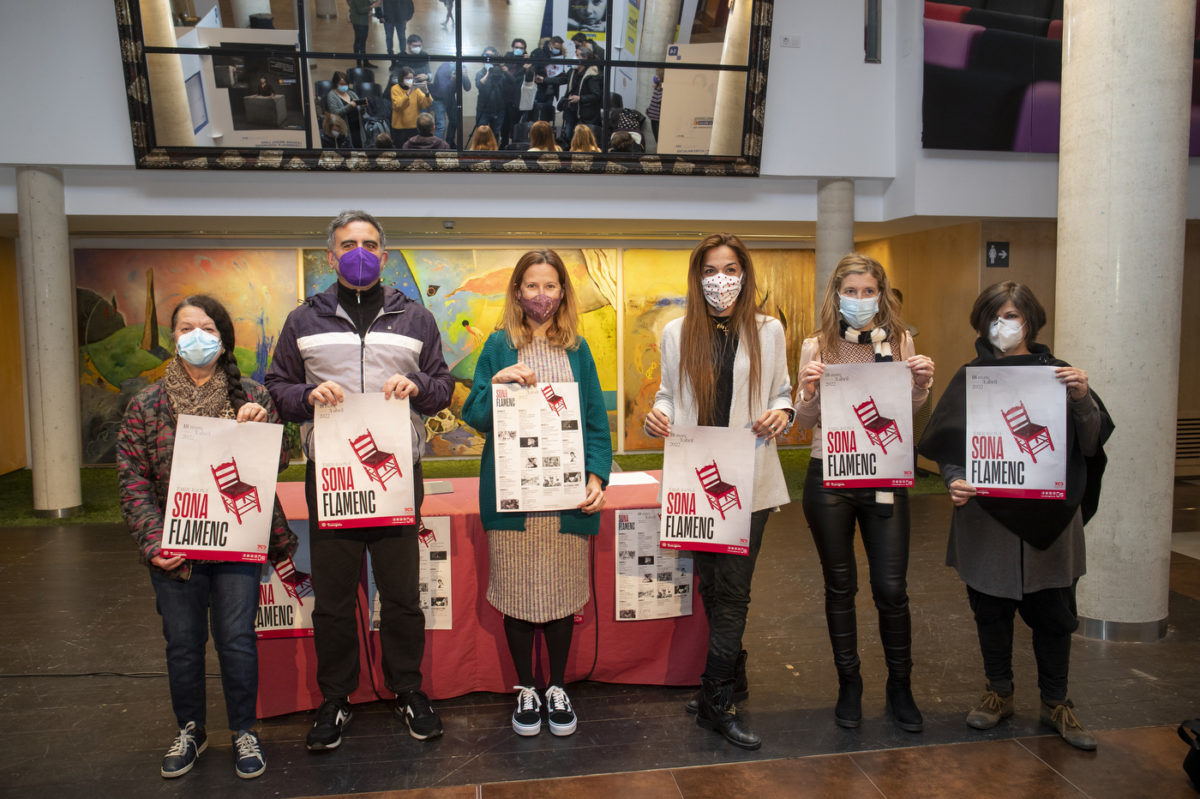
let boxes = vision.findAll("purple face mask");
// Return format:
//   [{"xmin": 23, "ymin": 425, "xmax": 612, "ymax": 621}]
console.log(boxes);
[
  {"xmin": 519, "ymin": 293, "xmax": 561, "ymax": 324},
  {"xmin": 337, "ymin": 247, "xmax": 381, "ymax": 288}
]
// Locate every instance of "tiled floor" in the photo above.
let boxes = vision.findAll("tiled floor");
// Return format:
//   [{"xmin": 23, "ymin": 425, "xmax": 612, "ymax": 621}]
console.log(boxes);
[{"xmin": 2, "ymin": 486, "xmax": 1199, "ymax": 798}]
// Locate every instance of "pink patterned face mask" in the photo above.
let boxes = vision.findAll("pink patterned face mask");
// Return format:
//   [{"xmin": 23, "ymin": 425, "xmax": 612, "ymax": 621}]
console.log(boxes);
[
  {"xmin": 519, "ymin": 293, "xmax": 561, "ymax": 323},
  {"xmin": 701, "ymin": 273, "xmax": 743, "ymax": 312}
]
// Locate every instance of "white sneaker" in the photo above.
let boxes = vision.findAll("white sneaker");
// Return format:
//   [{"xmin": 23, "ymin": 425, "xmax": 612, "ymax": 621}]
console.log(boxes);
[
  {"xmin": 545, "ymin": 685, "xmax": 577, "ymax": 736},
  {"xmin": 512, "ymin": 685, "xmax": 542, "ymax": 736}
]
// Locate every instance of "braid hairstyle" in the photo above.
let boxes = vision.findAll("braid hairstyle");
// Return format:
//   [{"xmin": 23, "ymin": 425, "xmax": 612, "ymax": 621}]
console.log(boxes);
[{"xmin": 170, "ymin": 294, "xmax": 248, "ymax": 411}]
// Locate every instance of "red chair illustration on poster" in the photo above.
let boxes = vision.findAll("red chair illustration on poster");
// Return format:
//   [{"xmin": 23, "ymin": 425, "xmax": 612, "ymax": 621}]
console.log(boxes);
[
  {"xmin": 695, "ymin": 461, "xmax": 742, "ymax": 521},
  {"xmin": 273, "ymin": 555, "xmax": 314, "ymax": 605},
  {"xmin": 853, "ymin": 396, "xmax": 902, "ymax": 455},
  {"xmin": 349, "ymin": 429, "xmax": 401, "ymax": 490},
  {"xmin": 1002, "ymin": 401, "xmax": 1054, "ymax": 463},
  {"xmin": 418, "ymin": 522, "xmax": 437, "ymax": 548},
  {"xmin": 210, "ymin": 458, "xmax": 261, "ymax": 524},
  {"xmin": 541, "ymin": 384, "xmax": 567, "ymax": 415}
]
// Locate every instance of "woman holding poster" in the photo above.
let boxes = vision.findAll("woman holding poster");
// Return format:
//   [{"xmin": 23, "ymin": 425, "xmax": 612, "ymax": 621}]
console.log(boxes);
[
  {"xmin": 117, "ymin": 295, "xmax": 296, "ymax": 780},
  {"xmin": 918, "ymin": 282, "xmax": 1112, "ymax": 750},
  {"xmin": 461, "ymin": 249, "xmax": 611, "ymax": 739},
  {"xmin": 644, "ymin": 232, "xmax": 794, "ymax": 751},
  {"xmin": 793, "ymin": 253, "xmax": 934, "ymax": 734}
]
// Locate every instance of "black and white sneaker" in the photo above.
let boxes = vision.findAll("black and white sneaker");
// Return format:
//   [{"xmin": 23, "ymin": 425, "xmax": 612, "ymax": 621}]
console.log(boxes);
[
  {"xmin": 232, "ymin": 730, "xmax": 266, "ymax": 779},
  {"xmin": 306, "ymin": 697, "xmax": 352, "ymax": 751},
  {"xmin": 160, "ymin": 721, "xmax": 207, "ymax": 778},
  {"xmin": 511, "ymin": 685, "xmax": 542, "ymax": 736},
  {"xmin": 398, "ymin": 689, "xmax": 444, "ymax": 740},
  {"xmin": 545, "ymin": 685, "xmax": 577, "ymax": 736}
]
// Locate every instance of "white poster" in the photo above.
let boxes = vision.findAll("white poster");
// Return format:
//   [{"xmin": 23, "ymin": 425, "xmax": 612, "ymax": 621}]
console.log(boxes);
[
  {"xmin": 256, "ymin": 522, "xmax": 314, "ymax": 639},
  {"xmin": 819, "ymin": 362, "xmax": 915, "ymax": 488},
  {"xmin": 492, "ymin": 382, "xmax": 587, "ymax": 512},
  {"xmin": 368, "ymin": 516, "xmax": 452, "ymax": 631},
  {"xmin": 659, "ymin": 425, "xmax": 756, "ymax": 555},
  {"xmin": 658, "ymin": 42, "xmax": 723, "ymax": 155},
  {"xmin": 966, "ymin": 365, "xmax": 1067, "ymax": 499},
  {"xmin": 616, "ymin": 508, "xmax": 693, "ymax": 620},
  {"xmin": 313, "ymin": 393, "xmax": 415, "ymax": 529},
  {"xmin": 160, "ymin": 414, "xmax": 283, "ymax": 563}
]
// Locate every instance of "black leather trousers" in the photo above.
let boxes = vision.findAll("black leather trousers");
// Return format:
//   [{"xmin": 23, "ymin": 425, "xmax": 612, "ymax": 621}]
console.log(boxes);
[{"xmin": 801, "ymin": 461, "xmax": 913, "ymax": 678}]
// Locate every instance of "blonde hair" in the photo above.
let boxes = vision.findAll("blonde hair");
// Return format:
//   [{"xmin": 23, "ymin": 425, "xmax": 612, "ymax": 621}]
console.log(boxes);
[
  {"xmin": 680, "ymin": 233, "xmax": 765, "ymax": 424},
  {"xmin": 569, "ymin": 125, "xmax": 600, "ymax": 152},
  {"xmin": 497, "ymin": 249, "xmax": 580, "ymax": 350},
  {"xmin": 468, "ymin": 125, "xmax": 498, "ymax": 150},
  {"xmin": 816, "ymin": 253, "xmax": 905, "ymax": 356}
]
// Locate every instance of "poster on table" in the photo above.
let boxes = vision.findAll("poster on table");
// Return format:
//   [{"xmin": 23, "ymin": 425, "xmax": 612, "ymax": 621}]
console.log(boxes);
[
  {"xmin": 160, "ymin": 414, "xmax": 283, "ymax": 562},
  {"xmin": 313, "ymin": 393, "xmax": 415, "ymax": 529},
  {"xmin": 368, "ymin": 516, "xmax": 452, "ymax": 631},
  {"xmin": 659, "ymin": 425, "xmax": 756, "ymax": 555},
  {"xmin": 256, "ymin": 520, "xmax": 315, "ymax": 639},
  {"xmin": 965, "ymin": 365, "xmax": 1067, "ymax": 499},
  {"xmin": 615, "ymin": 508, "xmax": 693, "ymax": 620},
  {"xmin": 492, "ymin": 382, "xmax": 587, "ymax": 512},
  {"xmin": 819, "ymin": 362, "xmax": 915, "ymax": 488}
]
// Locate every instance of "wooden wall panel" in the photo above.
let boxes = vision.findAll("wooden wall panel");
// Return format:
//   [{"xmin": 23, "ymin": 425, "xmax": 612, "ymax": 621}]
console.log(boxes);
[
  {"xmin": 1181, "ymin": 221, "xmax": 1200, "ymax": 420},
  {"xmin": 0, "ymin": 239, "xmax": 25, "ymax": 474},
  {"xmin": 979, "ymin": 220, "xmax": 1058, "ymax": 346}
]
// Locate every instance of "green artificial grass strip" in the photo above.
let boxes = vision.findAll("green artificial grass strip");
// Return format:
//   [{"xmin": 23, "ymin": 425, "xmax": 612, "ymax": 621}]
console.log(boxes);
[{"xmin": 1, "ymin": 449, "xmax": 946, "ymax": 528}]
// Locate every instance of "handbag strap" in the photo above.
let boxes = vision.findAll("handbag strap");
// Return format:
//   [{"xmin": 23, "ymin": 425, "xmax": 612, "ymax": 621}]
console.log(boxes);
[{"xmin": 1179, "ymin": 718, "xmax": 1200, "ymax": 749}]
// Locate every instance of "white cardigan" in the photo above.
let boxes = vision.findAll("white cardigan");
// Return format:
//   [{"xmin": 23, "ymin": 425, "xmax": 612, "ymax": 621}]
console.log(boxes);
[{"xmin": 650, "ymin": 314, "xmax": 793, "ymax": 511}]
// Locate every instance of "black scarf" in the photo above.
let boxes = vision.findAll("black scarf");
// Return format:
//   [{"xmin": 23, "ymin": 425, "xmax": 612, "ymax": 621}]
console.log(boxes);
[{"xmin": 918, "ymin": 338, "xmax": 1114, "ymax": 549}]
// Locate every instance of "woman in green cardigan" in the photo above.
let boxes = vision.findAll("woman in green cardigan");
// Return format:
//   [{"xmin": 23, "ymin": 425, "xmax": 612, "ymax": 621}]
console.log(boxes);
[{"xmin": 461, "ymin": 249, "xmax": 611, "ymax": 739}]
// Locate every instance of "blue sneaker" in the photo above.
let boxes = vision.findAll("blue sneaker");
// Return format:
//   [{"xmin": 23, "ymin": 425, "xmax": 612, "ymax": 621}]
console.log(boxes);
[
  {"xmin": 232, "ymin": 730, "xmax": 266, "ymax": 779},
  {"xmin": 160, "ymin": 721, "xmax": 206, "ymax": 778}
]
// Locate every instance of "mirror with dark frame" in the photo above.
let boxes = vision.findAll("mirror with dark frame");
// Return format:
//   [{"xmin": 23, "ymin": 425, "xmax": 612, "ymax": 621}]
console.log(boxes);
[{"xmin": 122, "ymin": 0, "xmax": 769, "ymax": 174}]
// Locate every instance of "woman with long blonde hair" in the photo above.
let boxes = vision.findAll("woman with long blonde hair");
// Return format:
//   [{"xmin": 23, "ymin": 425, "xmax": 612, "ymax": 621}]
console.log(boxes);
[
  {"xmin": 461, "ymin": 249, "xmax": 611, "ymax": 739},
  {"xmin": 568, "ymin": 125, "xmax": 600, "ymax": 152},
  {"xmin": 794, "ymin": 253, "xmax": 935, "ymax": 734},
  {"xmin": 644, "ymin": 233, "xmax": 794, "ymax": 750}
]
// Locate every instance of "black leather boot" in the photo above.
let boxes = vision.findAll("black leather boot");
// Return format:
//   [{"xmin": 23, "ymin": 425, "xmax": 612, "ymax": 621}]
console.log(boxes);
[
  {"xmin": 834, "ymin": 671, "xmax": 863, "ymax": 729},
  {"xmin": 686, "ymin": 649, "xmax": 749, "ymax": 714},
  {"xmin": 697, "ymin": 678, "xmax": 761, "ymax": 750},
  {"xmin": 885, "ymin": 676, "xmax": 924, "ymax": 733}
]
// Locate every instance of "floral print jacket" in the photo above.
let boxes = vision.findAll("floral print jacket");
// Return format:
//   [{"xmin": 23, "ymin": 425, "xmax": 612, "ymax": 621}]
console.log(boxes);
[{"xmin": 116, "ymin": 378, "xmax": 297, "ymax": 581}]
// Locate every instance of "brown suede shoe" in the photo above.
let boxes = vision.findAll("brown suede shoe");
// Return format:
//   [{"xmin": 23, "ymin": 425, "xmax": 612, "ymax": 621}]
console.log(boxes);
[
  {"xmin": 1040, "ymin": 699, "xmax": 1098, "ymax": 751},
  {"xmin": 965, "ymin": 687, "xmax": 1014, "ymax": 730}
]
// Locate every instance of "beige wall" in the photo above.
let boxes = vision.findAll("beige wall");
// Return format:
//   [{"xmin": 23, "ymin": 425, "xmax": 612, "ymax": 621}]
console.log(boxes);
[{"xmin": 0, "ymin": 238, "xmax": 25, "ymax": 474}]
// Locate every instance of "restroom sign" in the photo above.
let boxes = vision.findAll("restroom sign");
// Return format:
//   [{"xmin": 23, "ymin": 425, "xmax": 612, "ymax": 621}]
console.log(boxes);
[{"xmin": 986, "ymin": 242, "xmax": 1010, "ymax": 268}]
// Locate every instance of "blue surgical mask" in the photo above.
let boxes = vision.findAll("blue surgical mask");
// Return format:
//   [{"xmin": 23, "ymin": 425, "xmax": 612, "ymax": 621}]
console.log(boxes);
[
  {"xmin": 839, "ymin": 294, "xmax": 879, "ymax": 329},
  {"xmin": 337, "ymin": 83, "xmax": 349, "ymax": 92},
  {"xmin": 512, "ymin": 48, "xmax": 524, "ymax": 56},
  {"xmin": 551, "ymin": 47, "xmax": 562, "ymax": 55},
  {"xmin": 176, "ymin": 328, "xmax": 222, "ymax": 367}
]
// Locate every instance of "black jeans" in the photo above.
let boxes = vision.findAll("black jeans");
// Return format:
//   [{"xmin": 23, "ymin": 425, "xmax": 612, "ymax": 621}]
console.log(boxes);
[
  {"xmin": 352, "ymin": 23, "xmax": 369, "ymax": 64},
  {"xmin": 801, "ymin": 461, "xmax": 913, "ymax": 678},
  {"xmin": 693, "ymin": 509, "xmax": 769, "ymax": 680},
  {"xmin": 967, "ymin": 582, "xmax": 1077, "ymax": 702},
  {"xmin": 305, "ymin": 460, "xmax": 426, "ymax": 699}
]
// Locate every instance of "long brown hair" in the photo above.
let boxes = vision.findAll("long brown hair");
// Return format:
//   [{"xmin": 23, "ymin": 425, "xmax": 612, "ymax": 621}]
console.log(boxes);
[
  {"xmin": 816, "ymin": 253, "xmax": 905, "ymax": 357},
  {"xmin": 497, "ymin": 249, "xmax": 580, "ymax": 350},
  {"xmin": 680, "ymin": 233, "xmax": 764, "ymax": 424}
]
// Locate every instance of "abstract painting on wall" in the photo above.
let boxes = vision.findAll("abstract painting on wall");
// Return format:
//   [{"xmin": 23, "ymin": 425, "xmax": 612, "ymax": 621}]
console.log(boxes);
[{"xmin": 76, "ymin": 248, "xmax": 298, "ymax": 464}]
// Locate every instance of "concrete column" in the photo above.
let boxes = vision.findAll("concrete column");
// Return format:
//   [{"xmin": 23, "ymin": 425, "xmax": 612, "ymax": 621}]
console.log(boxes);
[
  {"xmin": 17, "ymin": 168, "xmax": 82, "ymax": 517},
  {"xmin": 139, "ymin": 0, "xmax": 196, "ymax": 146},
  {"xmin": 816, "ymin": 178, "xmax": 855, "ymax": 299},
  {"xmin": 636, "ymin": 0, "xmax": 683, "ymax": 110},
  {"xmin": 1054, "ymin": 0, "xmax": 1193, "ymax": 641},
  {"xmin": 709, "ymin": 0, "xmax": 753, "ymax": 156}
]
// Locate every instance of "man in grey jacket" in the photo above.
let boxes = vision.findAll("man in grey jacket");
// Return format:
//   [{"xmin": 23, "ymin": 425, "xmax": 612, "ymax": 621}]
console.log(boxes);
[{"xmin": 266, "ymin": 209, "xmax": 453, "ymax": 752}]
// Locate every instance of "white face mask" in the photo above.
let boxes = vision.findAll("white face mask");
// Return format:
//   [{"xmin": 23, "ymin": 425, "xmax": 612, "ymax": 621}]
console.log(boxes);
[
  {"xmin": 701, "ymin": 273, "xmax": 743, "ymax": 313},
  {"xmin": 988, "ymin": 317, "xmax": 1026, "ymax": 352},
  {"xmin": 403, "ymin": 78, "xmax": 415, "ymax": 87}
]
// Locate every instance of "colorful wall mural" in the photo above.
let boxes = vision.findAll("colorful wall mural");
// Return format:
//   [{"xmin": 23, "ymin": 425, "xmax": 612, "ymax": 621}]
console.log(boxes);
[
  {"xmin": 75, "ymin": 248, "xmax": 299, "ymax": 464},
  {"xmin": 76, "ymin": 245, "xmax": 811, "ymax": 464}
]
